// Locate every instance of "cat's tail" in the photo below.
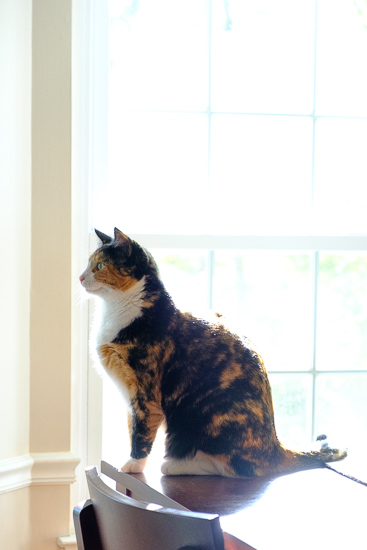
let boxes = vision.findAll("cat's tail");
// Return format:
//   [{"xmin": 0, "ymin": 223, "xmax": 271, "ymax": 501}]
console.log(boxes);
[{"xmin": 279, "ymin": 434, "xmax": 347, "ymax": 474}]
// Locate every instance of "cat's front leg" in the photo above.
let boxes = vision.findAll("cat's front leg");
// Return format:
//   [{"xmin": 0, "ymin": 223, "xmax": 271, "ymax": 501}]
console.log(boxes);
[{"xmin": 121, "ymin": 401, "xmax": 164, "ymax": 473}]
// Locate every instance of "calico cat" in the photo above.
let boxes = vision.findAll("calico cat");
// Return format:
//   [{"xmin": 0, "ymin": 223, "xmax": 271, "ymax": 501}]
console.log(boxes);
[{"xmin": 79, "ymin": 228, "xmax": 347, "ymax": 477}]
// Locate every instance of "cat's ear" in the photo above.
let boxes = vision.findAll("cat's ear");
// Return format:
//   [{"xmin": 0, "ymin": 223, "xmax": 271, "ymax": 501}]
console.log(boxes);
[
  {"xmin": 95, "ymin": 229, "xmax": 113, "ymax": 245},
  {"xmin": 113, "ymin": 227, "xmax": 132, "ymax": 256}
]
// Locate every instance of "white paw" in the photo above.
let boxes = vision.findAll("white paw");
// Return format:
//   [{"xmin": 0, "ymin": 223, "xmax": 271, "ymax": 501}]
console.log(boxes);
[
  {"xmin": 161, "ymin": 459, "xmax": 183, "ymax": 476},
  {"xmin": 121, "ymin": 457, "xmax": 147, "ymax": 473},
  {"xmin": 161, "ymin": 452, "xmax": 228, "ymax": 476}
]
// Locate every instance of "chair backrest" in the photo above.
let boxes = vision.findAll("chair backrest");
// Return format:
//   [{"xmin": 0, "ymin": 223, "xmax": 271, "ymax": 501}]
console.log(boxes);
[
  {"xmin": 74, "ymin": 466, "xmax": 225, "ymax": 550},
  {"xmin": 100, "ymin": 461, "xmax": 189, "ymax": 511}
]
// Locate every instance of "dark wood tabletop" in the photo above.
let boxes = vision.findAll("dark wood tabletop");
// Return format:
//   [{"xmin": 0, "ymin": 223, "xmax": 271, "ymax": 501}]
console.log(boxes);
[{"xmin": 128, "ymin": 466, "xmax": 367, "ymax": 550}]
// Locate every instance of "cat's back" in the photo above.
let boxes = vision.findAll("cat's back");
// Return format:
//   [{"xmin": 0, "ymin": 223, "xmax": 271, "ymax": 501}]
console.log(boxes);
[
  {"xmin": 164, "ymin": 310, "xmax": 267, "ymax": 395},
  {"xmin": 170, "ymin": 310, "xmax": 259, "ymax": 365}
]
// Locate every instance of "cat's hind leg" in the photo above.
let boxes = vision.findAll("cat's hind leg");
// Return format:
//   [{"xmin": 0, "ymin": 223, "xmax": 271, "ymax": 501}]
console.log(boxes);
[{"xmin": 161, "ymin": 451, "xmax": 231, "ymax": 476}]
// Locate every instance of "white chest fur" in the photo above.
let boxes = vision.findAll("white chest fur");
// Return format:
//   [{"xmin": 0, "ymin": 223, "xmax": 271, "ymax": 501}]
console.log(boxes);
[
  {"xmin": 93, "ymin": 276, "xmax": 147, "ymax": 349},
  {"xmin": 90, "ymin": 278, "xmax": 147, "ymax": 405}
]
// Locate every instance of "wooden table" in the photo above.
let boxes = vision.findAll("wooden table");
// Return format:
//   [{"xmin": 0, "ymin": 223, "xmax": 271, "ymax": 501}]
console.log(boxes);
[{"xmin": 126, "ymin": 467, "xmax": 367, "ymax": 550}]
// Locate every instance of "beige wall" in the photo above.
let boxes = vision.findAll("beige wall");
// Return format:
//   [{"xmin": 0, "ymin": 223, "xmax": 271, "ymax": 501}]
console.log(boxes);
[
  {"xmin": 0, "ymin": 0, "xmax": 32, "ymax": 464},
  {"xmin": 0, "ymin": 1, "xmax": 80, "ymax": 548},
  {"xmin": 0, "ymin": 0, "xmax": 32, "ymax": 546}
]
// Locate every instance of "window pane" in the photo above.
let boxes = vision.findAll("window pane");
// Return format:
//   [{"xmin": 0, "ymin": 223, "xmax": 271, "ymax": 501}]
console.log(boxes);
[
  {"xmin": 316, "ymin": 0, "xmax": 367, "ymax": 116},
  {"xmin": 152, "ymin": 249, "xmax": 208, "ymax": 312},
  {"xmin": 315, "ymin": 373, "xmax": 367, "ymax": 462},
  {"xmin": 102, "ymin": 376, "xmax": 129, "ymax": 465},
  {"xmin": 269, "ymin": 373, "xmax": 312, "ymax": 448},
  {"xmin": 109, "ymin": 0, "xmax": 208, "ymax": 111},
  {"xmin": 97, "ymin": 112, "xmax": 208, "ymax": 233},
  {"xmin": 211, "ymin": 0, "xmax": 315, "ymax": 114},
  {"xmin": 316, "ymin": 253, "xmax": 367, "ymax": 371},
  {"xmin": 212, "ymin": 251, "xmax": 313, "ymax": 371},
  {"xmin": 313, "ymin": 118, "xmax": 367, "ymax": 235},
  {"xmin": 210, "ymin": 115, "xmax": 313, "ymax": 235}
]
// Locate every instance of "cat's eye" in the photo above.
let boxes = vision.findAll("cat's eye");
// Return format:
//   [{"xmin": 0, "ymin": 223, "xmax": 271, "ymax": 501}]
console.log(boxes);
[{"xmin": 96, "ymin": 262, "xmax": 105, "ymax": 271}]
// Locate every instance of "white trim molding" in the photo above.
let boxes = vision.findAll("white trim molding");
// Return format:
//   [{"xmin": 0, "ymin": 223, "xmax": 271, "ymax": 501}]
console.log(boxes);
[
  {"xmin": 0, "ymin": 454, "xmax": 33, "ymax": 494},
  {"xmin": 31, "ymin": 452, "xmax": 80, "ymax": 485},
  {"xmin": 0, "ymin": 452, "xmax": 80, "ymax": 494}
]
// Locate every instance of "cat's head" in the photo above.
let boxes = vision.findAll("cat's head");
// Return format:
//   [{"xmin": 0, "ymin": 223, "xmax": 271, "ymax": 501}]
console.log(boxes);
[{"xmin": 79, "ymin": 228, "xmax": 159, "ymax": 297}]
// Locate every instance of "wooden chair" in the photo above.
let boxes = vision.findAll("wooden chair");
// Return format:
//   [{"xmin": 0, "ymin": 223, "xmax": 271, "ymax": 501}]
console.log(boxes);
[{"xmin": 74, "ymin": 464, "xmax": 225, "ymax": 550}]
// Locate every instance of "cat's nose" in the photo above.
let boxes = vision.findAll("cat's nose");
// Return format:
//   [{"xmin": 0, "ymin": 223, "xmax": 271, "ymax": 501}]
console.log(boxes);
[{"xmin": 79, "ymin": 274, "xmax": 85, "ymax": 283}]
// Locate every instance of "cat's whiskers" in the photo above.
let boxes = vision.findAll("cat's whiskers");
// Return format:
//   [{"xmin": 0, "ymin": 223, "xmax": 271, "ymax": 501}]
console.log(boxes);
[{"xmin": 76, "ymin": 284, "xmax": 93, "ymax": 307}]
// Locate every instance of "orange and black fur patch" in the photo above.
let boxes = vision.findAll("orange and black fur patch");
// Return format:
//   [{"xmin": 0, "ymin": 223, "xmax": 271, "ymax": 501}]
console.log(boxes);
[{"xmin": 80, "ymin": 228, "xmax": 347, "ymax": 477}]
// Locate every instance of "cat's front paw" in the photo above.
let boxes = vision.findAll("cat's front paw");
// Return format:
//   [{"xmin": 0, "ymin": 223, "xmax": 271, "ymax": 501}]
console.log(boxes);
[{"xmin": 121, "ymin": 457, "xmax": 147, "ymax": 473}]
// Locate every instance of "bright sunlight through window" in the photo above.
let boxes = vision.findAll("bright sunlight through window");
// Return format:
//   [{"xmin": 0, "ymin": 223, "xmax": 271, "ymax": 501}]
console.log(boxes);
[{"xmin": 89, "ymin": 0, "xmax": 367, "ymax": 474}]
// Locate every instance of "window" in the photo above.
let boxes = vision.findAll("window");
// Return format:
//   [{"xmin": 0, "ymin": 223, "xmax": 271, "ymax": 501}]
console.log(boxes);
[{"xmin": 87, "ymin": 0, "xmax": 367, "ymax": 471}]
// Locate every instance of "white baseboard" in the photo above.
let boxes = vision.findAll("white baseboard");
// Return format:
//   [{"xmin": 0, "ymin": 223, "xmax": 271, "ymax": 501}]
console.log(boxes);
[{"xmin": 0, "ymin": 452, "xmax": 80, "ymax": 493}]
